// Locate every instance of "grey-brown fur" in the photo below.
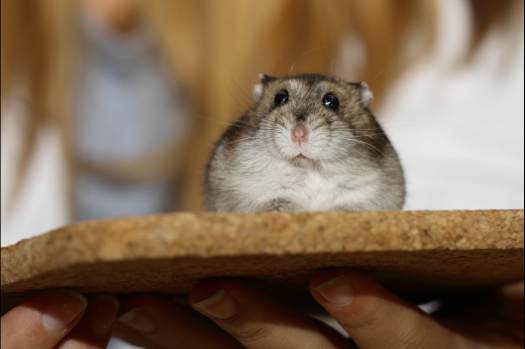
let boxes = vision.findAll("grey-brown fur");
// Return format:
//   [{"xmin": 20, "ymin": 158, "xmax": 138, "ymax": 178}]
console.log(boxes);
[{"xmin": 205, "ymin": 74, "xmax": 405, "ymax": 212}]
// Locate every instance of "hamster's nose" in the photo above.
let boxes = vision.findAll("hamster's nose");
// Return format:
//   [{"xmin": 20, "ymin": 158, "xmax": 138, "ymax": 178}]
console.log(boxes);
[{"xmin": 291, "ymin": 125, "xmax": 308, "ymax": 143}]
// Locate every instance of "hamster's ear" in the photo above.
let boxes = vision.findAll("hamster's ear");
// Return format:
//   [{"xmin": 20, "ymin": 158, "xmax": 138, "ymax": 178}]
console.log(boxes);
[
  {"xmin": 259, "ymin": 73, "xmax": 276, "ymax": 85},
  {"xmin": 253, "ymin": 73, "xmax": 276, "ymax": 102},
  {"xmin": 359, "ymin": 82, "xmax": 373, "ymax": 107}
]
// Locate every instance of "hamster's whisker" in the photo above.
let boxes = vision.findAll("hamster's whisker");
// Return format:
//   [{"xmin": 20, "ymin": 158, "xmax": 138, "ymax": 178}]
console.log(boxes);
[
  {"xmin": 367, "ymin": 67, "xmax": 387, "ymax": 84},
  {"xmin": 353, "ymin": 129, "xmax": 385, "ymax": 136},
  {"xmin": 205, "ymin": 136, "xmax": 254, "ymax": 162},
  {"xmin": 311, "ymin": 122, "xmax": 330, "ymax": 131},
  {"xmin": 289, "ymin": 45, "xmax": 328, "ymax": 77},
  {"xmin": 192, "ymin": 113, "xmax": 251, "ymax": 127},
  {"xmin": 329, "ymin": 32, "xmax": 335, "ymax": 76},
  {"xmin": 223, "ymin": 136, "xmax": 274, "ymax": 163},
  {"xmin": 352, "ymin": 131, "xmax": 387, "ymax": 140},
  {"xmin": 224, "ymin": 62, "xmax": 256, "ymax": 105},
  {"xmin": 274, "ymin": 109, "xmax": 289, "ymax": 126},
  {"xmin": 223, "ymin": 79, "xmax": 252, "ymax": 114},
  {"xmin": 274, "ymin": 119, "xmax": 287, "ymax": 129},
  {"xmin": 342, "ymin": 137, "xmax": 387, "ymax": 157},
  {"xmin": 348, "ymin": 127, "xmax": 387, "ymax": 131},
  {"xmin": 372, "ymin": 79, "xmax": 429, "ymax": 110}
]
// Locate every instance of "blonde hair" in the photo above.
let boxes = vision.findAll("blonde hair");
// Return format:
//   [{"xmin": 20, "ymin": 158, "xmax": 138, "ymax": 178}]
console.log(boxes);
[{"xmin": 1, "ymin": 0, "xmax": 522, "ymax": 212}]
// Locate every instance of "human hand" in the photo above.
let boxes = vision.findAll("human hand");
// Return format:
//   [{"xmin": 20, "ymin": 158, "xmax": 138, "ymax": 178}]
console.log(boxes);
[
  {"xmin": 1, "ymin": 290, "xmax": 119, "ymax": 349},
  {"xmin": 114, "ymin": 269, "xmax": 523, "ymax": 348}
]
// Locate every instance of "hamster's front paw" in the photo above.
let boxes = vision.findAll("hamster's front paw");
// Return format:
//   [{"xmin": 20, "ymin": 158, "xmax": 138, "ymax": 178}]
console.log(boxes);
[{"xmin": 260, "ymin": 198, "xmax": 299, "ymax": 212}]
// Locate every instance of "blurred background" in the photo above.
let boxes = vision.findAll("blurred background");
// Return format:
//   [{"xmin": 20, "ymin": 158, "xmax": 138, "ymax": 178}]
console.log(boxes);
[
  {"xmin": 1, "ymin": 0, "xmax": 523, "ymax": 241},
  {"xmin": 1, "ymin": 1, "xmax": 523, "ymax": 348}
]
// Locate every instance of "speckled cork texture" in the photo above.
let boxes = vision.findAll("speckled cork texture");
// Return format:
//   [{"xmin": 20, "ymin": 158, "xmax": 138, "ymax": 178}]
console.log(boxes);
[{"xmin": 1, "ymin": 210, "xmax": 523, "ymax": 315}]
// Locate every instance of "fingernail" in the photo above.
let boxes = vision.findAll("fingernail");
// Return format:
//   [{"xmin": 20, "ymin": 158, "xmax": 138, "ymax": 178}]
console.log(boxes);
[
  {"xmin": 192, "ymin": 290, "xmax": 237, "ymax": 319},
  {"xmin": 315, "ymin": 275, "xmax": 354, "ymax": 306},
  {"xmin": 41, "ymin": 289, "xmax": 88, "ymax": 332},
  {"xmin": 118, "ymin": 308, "xmax": 156, "ymax": 333},
  {"xmin": 87, "ymin": 294, "xmax": 120, "ymax": 338}
]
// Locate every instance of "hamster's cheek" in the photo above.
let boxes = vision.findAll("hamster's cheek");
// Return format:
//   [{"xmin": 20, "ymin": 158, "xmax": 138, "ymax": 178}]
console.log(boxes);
[
  {"xmin": 308, "ymin": 129, "xmax": 332, "ymax": 158},
  {"xmin": 273, "ymin": 128, "xmax": 297, "ymax": 158}
]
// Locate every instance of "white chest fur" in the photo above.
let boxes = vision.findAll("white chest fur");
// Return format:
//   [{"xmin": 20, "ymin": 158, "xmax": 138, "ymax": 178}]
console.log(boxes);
[{"xmin": 234, "ymin": 157, "xmax": 380, "ymax": 211}]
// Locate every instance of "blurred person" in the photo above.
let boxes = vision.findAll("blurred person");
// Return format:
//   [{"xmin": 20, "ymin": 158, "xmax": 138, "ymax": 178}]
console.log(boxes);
[
  {"xmin": 2, "ymin": 0, "xmax": 523, "ymax": 242},
  {"xmin": 1, "ymin": 0, "xmax": 523, "ymax": 348}
]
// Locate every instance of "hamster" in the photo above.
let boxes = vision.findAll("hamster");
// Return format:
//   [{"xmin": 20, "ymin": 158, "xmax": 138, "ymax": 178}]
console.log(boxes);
[{"xmin": 205, "ymin": 73, "xmax": 405, "ymax": 212}]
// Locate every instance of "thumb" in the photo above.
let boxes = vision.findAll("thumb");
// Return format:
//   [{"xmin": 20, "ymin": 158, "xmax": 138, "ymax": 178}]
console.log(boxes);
[{"xmin": 309, "ymin": 269, "xmax": 470, "ymax": 349}]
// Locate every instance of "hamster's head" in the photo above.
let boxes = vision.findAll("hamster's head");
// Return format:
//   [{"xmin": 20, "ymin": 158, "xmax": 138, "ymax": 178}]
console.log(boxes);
[{"xmin": 250, "ymin": 73, "xmax": 384, "ymax": 164}]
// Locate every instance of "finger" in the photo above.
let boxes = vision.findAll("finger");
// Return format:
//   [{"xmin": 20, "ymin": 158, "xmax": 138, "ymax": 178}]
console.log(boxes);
[
  {"xmin": 115, "ymin": 294, "xmax": 242, "ymax": 349},
  {"xmin": 113, "ymin": 322, "xmax": 159, "ymax": 349},
  {"xmin": 500, "ymin": 281, "xmax": 524, "ymax": 304},
  {"xmin": 189, "ymin": 280, "xmax": 350, "ymax": 349},
  {"xmin": 56, "ymin": 294, "xmax": 119, "ymax": 349},
  {"xmin": 500, "ymin": 281, "xmax": 524, "ymax": 344},
  {"xmin": 434, "ymin": 281, "xmax": 524, "ymax": 346},
  {"xmin": 310, "ymin": 269, "xmax": 474, "ymax": 349},
  {"xmin": 1, "ymin": 289, "xmax": 87, "ymax": 349}
]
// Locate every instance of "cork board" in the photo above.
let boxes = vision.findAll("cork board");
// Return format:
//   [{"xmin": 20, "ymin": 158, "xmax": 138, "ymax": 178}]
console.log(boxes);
[{"xmin": 1, "ymin": 210, "xmax": 523, "ymax": 315}]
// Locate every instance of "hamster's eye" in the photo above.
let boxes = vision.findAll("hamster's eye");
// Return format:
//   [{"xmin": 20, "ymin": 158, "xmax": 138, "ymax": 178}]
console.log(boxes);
[
  {"xmin": 322, "ymin": 93, "xmax": 339, "ymax": 110},
  {"xmin": 274, "ymin": 90, "xmax": 289, "ymax": 106}
]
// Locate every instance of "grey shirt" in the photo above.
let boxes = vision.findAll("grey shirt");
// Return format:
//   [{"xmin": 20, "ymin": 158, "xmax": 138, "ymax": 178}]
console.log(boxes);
[{"xmin": 74, "ymin": 13, "xmax": 189, "ymax": 221}]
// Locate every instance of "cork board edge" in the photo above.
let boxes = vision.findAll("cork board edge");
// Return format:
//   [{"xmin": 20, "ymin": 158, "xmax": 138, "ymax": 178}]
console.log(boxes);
[{"xmin": 2, "ymin": 209, "xmax": 522, "ymax": 287}]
